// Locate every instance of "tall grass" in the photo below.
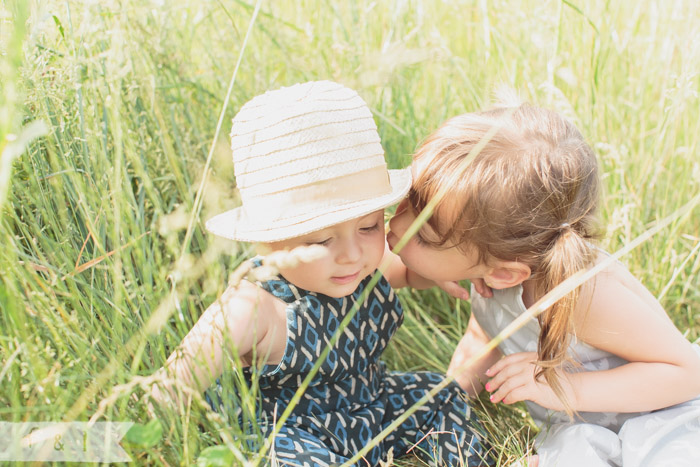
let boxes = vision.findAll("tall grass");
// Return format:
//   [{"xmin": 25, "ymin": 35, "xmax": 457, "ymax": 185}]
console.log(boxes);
[{"xmin": 1, "ymin": 0, "xmax": 699, "ymax": 465}]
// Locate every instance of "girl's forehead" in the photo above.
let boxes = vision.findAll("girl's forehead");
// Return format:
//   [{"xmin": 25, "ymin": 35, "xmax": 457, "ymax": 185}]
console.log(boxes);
[
  {"xmin": 433, "ymin": 199, "xmax": 462, "ymax": 231},
  {"xmin": 410, "ymin": 158, "xmax": 464, "ymax": 218},
  {"xmin": 410, "ymin": 188, "xmax": 461, "ymax": 230}
]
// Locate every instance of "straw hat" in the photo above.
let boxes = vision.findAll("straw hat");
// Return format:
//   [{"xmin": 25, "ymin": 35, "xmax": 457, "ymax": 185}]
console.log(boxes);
[{"xmin": 205, "ymin": 81, "xmax": 411, "ymax": 243}]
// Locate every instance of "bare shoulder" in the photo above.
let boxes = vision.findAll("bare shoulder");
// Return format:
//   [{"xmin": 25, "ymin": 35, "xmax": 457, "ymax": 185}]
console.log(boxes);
[
  {"xmin": 215, "ymin": 279, "xmax": 282, "ymax": 325},
  {"xmin": 574, "ymin": 251, "xmax": 680, "ymax": 353},
  {"xmin": 583, "ymin": 252, "xmax": 667, "ymax": 316}
]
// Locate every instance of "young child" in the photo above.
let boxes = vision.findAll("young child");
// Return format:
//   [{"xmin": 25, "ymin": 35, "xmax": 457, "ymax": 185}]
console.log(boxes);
[
  {"xmin": 388, "ymin": 102, "xmax": 700, "ymax": 466},
  {"xmin": 150, "ymin": 81, "xmax": 490, "ymax": 467}
]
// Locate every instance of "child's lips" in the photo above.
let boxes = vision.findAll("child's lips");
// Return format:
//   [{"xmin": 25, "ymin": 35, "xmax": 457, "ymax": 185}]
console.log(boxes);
[{"xmin": 331, "ymin": 271, "xmax": 360, "ymax": 284}]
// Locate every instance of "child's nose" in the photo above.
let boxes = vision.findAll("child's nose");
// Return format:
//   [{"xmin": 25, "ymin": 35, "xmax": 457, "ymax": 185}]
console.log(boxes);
[{"xmin": 337, "ymin": 237, "xmax": 362, "ymax": 264}]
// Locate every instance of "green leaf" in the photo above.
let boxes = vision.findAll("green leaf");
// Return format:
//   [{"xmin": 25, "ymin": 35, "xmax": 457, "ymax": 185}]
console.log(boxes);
[
  {"xmin": 52, "ymin": 15, "xmax": 65, "ymax": 39},
  {"xmin": 124, "ymin": 419, "xmax": 163, "ymax": 448},
  {"xmin": 196, "ymin": 445, "xmax": 237, "ymax": 467}
]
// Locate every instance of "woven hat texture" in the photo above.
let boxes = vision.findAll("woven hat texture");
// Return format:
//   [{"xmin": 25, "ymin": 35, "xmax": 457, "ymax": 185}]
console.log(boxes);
[{"xmin": 205, "ymin": 80, "xmax": 411, "ymax": 242}]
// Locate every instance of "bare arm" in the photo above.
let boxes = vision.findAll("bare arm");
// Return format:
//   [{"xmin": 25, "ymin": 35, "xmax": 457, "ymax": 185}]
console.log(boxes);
[
  {"xmin": 150, "ymin": 281, "xmax": 273, "ymax": 405},
  {"xmin": 447, "ymin": 314, "xmax": 503, "ymax": 397},
  {"xmin": 487, "ymin": 266, "xmax": 700, "ymax": 412},
  {"xmin": 567, "ymin": 269, "xmax": 700, "ymax": 412}
]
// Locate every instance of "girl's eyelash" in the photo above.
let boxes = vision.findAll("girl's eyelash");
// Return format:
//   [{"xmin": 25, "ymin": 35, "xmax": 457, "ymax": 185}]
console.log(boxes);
[
  {"xmin": 360, "ymin": 223, "xmax": 379, "ymax": 232},
  {"xmin": 414, "ymin": 233, "xmax": 428, "ymax": 245}
]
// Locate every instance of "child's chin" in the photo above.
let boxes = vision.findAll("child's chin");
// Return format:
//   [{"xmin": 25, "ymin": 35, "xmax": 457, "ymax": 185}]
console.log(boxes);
[
  {"xmin": 322, "ymin": 280, "xmax": 364, "ymax": 298},
  {"xmin": 325, "ymin": 285, "xmax": 359, "ymax": 298}
]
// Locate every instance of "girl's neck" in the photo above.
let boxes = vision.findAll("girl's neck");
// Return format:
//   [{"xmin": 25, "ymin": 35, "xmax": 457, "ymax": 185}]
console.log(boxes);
[{"xmin": 521, "ymin": 279, "xmax": 537, "ymax": 309}]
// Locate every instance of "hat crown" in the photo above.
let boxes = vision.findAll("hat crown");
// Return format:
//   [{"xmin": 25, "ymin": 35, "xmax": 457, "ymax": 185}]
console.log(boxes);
[
  {"xmin": 230, "ymin": 81, "xmax": 386, "ymax": 196},
  {"xmin": 205, "ymin": 81, "xmax": 411, "ymax": 242}
]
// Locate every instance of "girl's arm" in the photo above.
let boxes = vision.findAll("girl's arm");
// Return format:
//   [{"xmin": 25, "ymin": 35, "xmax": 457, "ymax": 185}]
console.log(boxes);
[
  {"xmin": 447, "ymin": 314, "xmax": 503, "ymax": 397},
  {"xmin": 150, "ymin": 281, "xmax": 275, "ymax": 405},
  {"xmin": 487, "ymin": 266, "xmax": 700, "ymax": 412},
  {"xmin": 566, "ymin": 268, "xmax": 700, "ymax": 412}
]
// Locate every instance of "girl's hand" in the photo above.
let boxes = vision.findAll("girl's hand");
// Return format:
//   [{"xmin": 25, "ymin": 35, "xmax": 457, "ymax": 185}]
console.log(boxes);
[
  {"xmin": 435, "ymin": 280, "xmax": 471, "ymax": 300},
  {"xmin": 435, "ymin": 278, "xmax": 493, "ymax": 300},
  {"xmin": 485, "ymin": 352, "xmax": 572, "ymax": 411},
  {"xmin": 447, "ymin": 316, "xmax": 503, "ymax": 397},
  {"xmin": 471, "ymin": 278, "xmax": 493, "ymax": 298}
]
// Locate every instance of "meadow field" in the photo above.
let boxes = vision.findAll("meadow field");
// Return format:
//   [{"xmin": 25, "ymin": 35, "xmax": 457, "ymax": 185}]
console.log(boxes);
[{"xmin": 1, "ymin": 0, "xmax": 699, "ymax": 465}]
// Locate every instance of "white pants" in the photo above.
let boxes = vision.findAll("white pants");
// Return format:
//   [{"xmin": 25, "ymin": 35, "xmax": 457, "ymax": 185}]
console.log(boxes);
[{"xmin": 537, "ymin": 396, "xmax": 700, "ymax": 467}]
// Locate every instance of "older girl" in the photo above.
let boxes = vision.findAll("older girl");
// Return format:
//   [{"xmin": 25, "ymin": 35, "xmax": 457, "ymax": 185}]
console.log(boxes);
[{"xmin": 388, "ymin": 102, "xmax": 700, "ymax": 466}]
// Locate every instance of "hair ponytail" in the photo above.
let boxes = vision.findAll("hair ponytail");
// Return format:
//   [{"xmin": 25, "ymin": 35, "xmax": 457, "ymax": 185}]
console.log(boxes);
[{"xmin": 534, "ymin": 227, "xmax": 595, "ymax": 416}]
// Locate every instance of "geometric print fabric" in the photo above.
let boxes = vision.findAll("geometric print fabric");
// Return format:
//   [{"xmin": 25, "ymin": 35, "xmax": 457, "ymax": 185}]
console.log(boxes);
[{"xmin": 210, "ymin": 260, "xmax": 490, "ymax": 466}]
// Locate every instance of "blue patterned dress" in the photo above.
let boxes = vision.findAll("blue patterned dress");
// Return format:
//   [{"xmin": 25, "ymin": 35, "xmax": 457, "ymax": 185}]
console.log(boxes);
[{"xmin": 208, "ymin": 261, "xmax": 490, "ymax": 466}]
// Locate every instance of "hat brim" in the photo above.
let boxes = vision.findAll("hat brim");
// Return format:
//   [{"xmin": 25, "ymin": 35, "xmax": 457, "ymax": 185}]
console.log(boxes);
[{"xmin": 205, "ymin": 168, "xmax": 411, "ymax": 243}]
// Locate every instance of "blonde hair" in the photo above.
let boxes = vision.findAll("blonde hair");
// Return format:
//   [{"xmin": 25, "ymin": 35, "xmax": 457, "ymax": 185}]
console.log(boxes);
[{"xmin": 410, "ymin": 103, "xmax": 600, "ymax": 413}]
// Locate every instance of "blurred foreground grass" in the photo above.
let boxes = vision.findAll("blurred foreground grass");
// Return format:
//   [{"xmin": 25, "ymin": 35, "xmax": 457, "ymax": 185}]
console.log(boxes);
[{"xmin": 1, "ymin": 0, "xmax": 699, "ymax": 465}]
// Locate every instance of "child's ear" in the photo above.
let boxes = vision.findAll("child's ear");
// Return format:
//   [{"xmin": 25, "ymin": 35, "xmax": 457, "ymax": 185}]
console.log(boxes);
[{"xmin": 484, "ymin": 262, "xmax": 531, "ymax": 289}]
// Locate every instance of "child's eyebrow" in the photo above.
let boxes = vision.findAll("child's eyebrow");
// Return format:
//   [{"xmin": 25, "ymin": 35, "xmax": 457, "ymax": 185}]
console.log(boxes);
[
  {"xmin": 300, "ymin": 229, "xmax": 333, "ymax": 242},
  {"xmin": 358, "ymin": 211, "xmax": 383, "ymax": 222}
]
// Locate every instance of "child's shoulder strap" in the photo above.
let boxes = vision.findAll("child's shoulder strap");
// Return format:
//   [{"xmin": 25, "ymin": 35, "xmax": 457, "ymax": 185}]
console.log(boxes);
[{"xmin": 249, "ymin": 256, "xmax": 305, "ymax": 304}]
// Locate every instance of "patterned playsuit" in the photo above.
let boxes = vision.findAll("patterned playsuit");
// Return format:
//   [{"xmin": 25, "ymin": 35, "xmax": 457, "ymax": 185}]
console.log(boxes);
[{"xmin": 209, "ymin": 261, "xmax": 489, "ymax": 466}]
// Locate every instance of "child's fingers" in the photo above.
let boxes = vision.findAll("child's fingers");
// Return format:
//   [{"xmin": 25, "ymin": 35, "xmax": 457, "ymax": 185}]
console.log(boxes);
[
  {"xmin": 484, "ymin": 360, "xmax": 521, "ymax": 393},
  {"xmin": 486, "ymin": 361, "xmax": 536, "ymax": 404},
  {"xmin": 485, "ymin": 351, "xmax": 535, "ymax": 377},
  {"xmin": 439, "ymin": 280, "xmax": 470, "ymax": 300},
  {"xmin": 485, "ymin": 353, "xmax": 537, "ymax": 402},
  {"xmin": 487, "ymin": 371, "xmax": 528, "ymax": 404},
  {"xmin": 471, "ymin": 278, "xmax": 493, "ymax": 298}
]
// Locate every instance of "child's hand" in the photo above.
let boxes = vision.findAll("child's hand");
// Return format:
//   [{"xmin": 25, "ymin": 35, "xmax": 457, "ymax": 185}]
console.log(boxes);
[
  {"xmin": 471, "ymin": 278, "xmax": 493, "ymax": 298},
  {"xmin": 435, "ymin": 278, "xmax": 493, "ymax": 300},
  {"xmin": 448, "ymin": 332, "xmax": 482, "ymax": 396},
  {"xmin": 435, "ymin": 280, "xmax": 471, "ymax": 300},
  {"xmin": 485, "ymin": 352, "xmax": 571, "ymax": 411},
  {"xmin": 447, "ymin": 316, "xmax": 502, "ymax": 397}
]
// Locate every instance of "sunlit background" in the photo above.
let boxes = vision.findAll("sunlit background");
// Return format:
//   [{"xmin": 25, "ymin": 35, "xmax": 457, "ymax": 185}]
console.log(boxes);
[{"xmin": 1, "ymin": 1, "xmax": 699, "ymax": 464}]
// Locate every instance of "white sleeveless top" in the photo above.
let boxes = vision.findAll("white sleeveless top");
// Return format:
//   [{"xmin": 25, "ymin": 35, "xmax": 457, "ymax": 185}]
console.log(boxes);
[{"xmin": 470, "ymin": 283, "xmax": 638, "ymax": 431}]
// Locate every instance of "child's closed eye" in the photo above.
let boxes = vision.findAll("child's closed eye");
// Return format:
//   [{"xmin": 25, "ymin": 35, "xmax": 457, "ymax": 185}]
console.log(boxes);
[
  {"xmin": 360, "ymin": 223, "xmax": 379, "ymax": 233},
  {"xmin": 306, "ymin": 238, "xmax": 332, "ymax": 246},
  {"xmin": 414, "ymin": 232, "xmax": 428, "ymax": 245}
]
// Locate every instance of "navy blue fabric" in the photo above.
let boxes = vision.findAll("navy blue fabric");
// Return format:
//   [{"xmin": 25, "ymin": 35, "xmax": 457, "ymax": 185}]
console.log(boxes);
[{"xmin": 208, "ymin": 261, "xmax": 490, "ymax": 466}]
